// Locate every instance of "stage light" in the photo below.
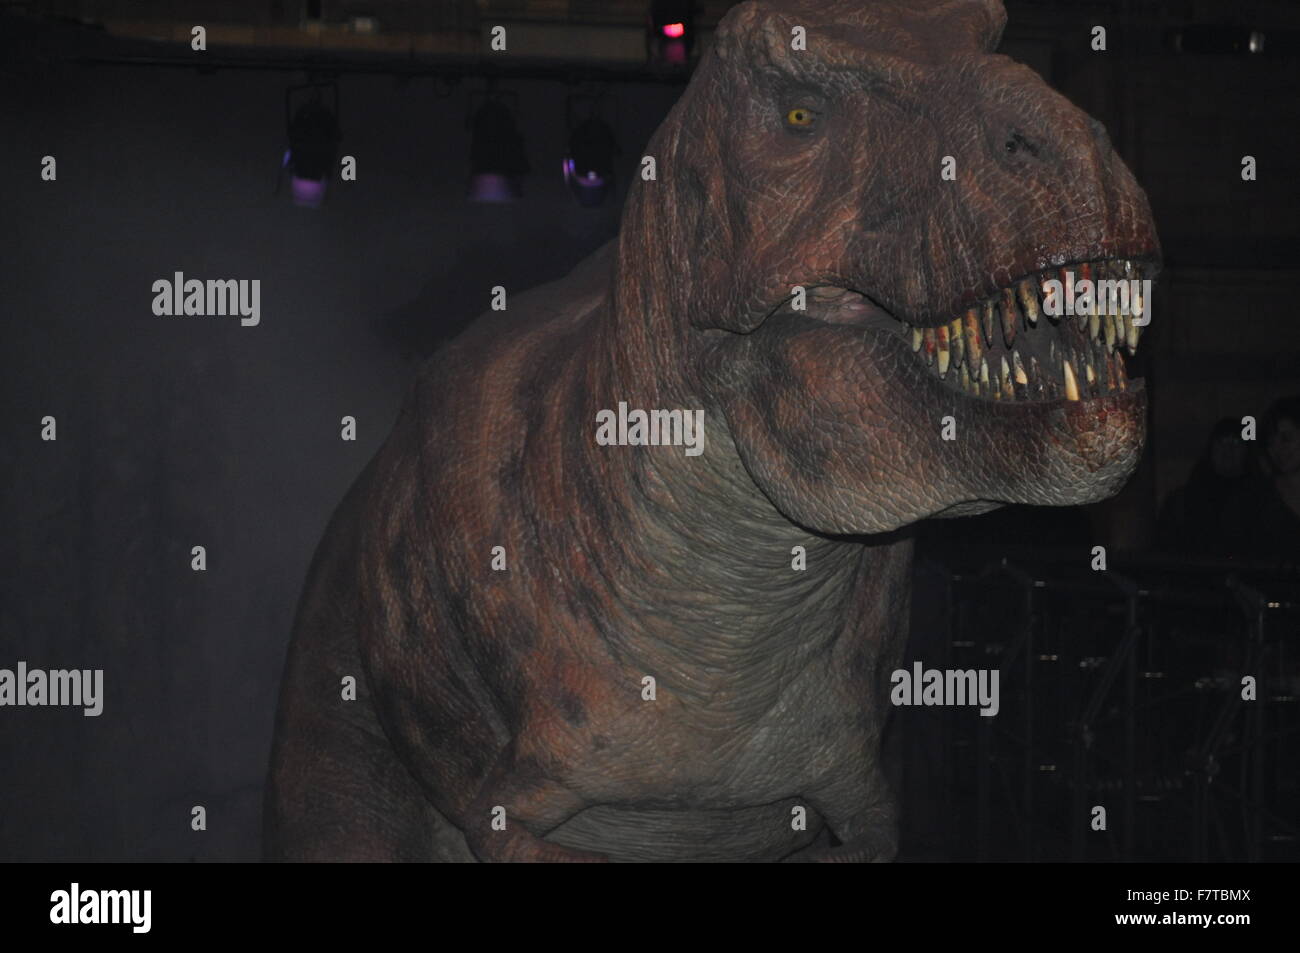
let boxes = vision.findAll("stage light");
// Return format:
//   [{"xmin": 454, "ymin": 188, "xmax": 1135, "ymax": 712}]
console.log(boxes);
[
  {"xmin": 563, "ymin": 117, "xmax": 618, "ymax": 208},
  {"xmin": 467, "ymin": 95, "xmax": 530, "ymax": 202},
  {"xmin": 647, "ymin": 1, "xmax": 694, "ymax": 67},
  {"xmin": 282, "ymin": 84, "xmax": 340, "ymax": 208}
]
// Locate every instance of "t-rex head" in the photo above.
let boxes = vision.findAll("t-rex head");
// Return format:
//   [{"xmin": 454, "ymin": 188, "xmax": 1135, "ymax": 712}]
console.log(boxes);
[{"xmin": 612, "ymin": 0, "xmax": 1159, "ymax": 535}]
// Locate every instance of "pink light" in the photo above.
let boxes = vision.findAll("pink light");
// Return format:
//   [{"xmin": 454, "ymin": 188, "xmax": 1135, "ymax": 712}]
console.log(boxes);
[{"xmin": 662, "ymin": 22, "xmax": 685, "ymax": 38}]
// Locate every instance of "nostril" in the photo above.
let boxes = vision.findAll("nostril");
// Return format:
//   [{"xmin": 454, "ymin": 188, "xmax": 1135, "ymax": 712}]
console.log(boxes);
[{"xmin": 1004, "ymin": 130, "xmax": 1041, "ymax": 157}]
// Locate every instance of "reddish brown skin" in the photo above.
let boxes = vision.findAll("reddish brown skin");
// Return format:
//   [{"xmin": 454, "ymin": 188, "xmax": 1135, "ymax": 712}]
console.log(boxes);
[{"xmin": 265, "ymin": 0, "xmax": 1158, "ymax": 862}]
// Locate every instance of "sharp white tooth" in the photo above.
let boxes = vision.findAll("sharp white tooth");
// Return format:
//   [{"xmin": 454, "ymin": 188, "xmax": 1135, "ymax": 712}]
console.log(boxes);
[
  {"xmin": 912, "ymin": 327, "xmax": 923, "ymax": 352},
  {"xmin": 1063, "ymin": 358, "xmax": 1079, "ymax": 401},
  {"xmin": 1012, "ymin": 350, "xmax": 1028, "ymax": 385},
  {"xmin": 980, "ymin": 357, "xmax": 990, "ymax": 387},
  {"xmin": 1085, "ymin": 360, "xmax": 1096, "ymax": 385},
  {"xmin": 1105, "ymin": 313, "xmax": 1118, "ymax": 351}
]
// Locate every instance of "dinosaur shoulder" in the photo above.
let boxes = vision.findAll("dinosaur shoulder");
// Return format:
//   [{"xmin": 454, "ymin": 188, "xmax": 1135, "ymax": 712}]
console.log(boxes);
[{"xmin": 399, "ymin": 239, "xmax": 613, "ymax": 477}]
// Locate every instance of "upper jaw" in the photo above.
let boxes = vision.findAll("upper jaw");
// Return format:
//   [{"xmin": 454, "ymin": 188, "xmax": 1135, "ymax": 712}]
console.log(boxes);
[{"xmin": 782, "ymin": 256, "xmax": 1160, "ymax": 405}]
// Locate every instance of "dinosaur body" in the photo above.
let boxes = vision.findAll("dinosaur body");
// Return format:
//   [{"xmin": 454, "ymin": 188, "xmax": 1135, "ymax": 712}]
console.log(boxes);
[{"xmin": 266, "ymin": 0, "xmax": 1158, "ymax": 862}]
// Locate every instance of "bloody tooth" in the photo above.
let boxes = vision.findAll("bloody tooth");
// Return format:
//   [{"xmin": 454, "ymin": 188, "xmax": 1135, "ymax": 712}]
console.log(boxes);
[
  {"xmin": 936, "ymin": 324, "xmax": 950, "ymax": 376},
  {"xmin": 963, "ymin": 310, "xmax": 983, "ymax": 367},
  {"xmin": 949, "ymin": 318, "xmax": 965, "ymax": 368},
  {"xmin": 1000, "ymin": 295, "xmax": 1017, "ymax": 347},
  {"xmin": 1002, "ymin": 286, "xmax": 1020, "ymax": 328},
  {"xmin": 923, "ymin": 327, "xmax": 936, "ymax": 365}
]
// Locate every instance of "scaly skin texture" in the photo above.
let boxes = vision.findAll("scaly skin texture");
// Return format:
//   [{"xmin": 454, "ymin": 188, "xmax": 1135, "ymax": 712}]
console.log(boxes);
[{"xmin": 265, "ymin": 0, "xmax": 1158, "ymax": 862}]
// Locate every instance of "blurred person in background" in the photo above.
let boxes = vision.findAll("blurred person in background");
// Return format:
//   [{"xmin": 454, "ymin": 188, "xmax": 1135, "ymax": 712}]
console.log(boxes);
[{"xmin": 1223, "ymin": 395, "xmax": 1300, "ymax": 566}]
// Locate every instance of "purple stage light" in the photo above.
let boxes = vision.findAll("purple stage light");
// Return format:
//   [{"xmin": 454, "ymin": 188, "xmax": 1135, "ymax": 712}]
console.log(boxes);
[
  {"xmin": 290, "ymin": 175, "xmax": 327, "ymax": 208},
  {"xmin": 469, "ymin": 172, "xmax": 519, "ymax": 203}
]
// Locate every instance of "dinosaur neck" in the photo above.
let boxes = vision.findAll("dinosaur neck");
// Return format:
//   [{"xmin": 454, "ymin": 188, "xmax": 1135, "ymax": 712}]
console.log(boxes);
[{"xmin": 570, "ymin": 300, "xmax": 908, "ymax": 715}]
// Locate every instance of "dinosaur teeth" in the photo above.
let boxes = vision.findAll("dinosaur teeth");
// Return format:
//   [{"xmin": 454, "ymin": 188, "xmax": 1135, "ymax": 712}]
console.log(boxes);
[
  {"xmin": 1004, "ymin": 286, "xmax": 1021, "ymax": 331},
  {"xmin": 900, "ymin": 259, "xmax": 1147, "ymax": 402},
  {"xmin": 963, "ymin": 310, "xmax": 983, "ymax": 368},
  {"xmin": 1030, "ymin": 356, "xmax": 1047, "ymax": 400},
  {"xmin": 1017, "ymin": 281, "xmax": 1039, "ymax": 325},
  {"xmin": 999, "ymin": 298, "xmax": 1017, "ymax": 348},
  {"xmin": 1062, "ymin": 357, "xmax": 1079, "ymax": 401},
  {"xmin": 1011, "ymin": 350, "xmax": 1029, "ymax": 399},
  {"xmin": 981, "ymin": 301, "xmax": 996, "ymax": 348}
]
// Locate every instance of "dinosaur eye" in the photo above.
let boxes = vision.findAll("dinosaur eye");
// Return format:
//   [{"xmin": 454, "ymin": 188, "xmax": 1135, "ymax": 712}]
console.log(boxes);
[{"xmin": 785, "ymin": 107, "xmax": 817, "ymax": 128}]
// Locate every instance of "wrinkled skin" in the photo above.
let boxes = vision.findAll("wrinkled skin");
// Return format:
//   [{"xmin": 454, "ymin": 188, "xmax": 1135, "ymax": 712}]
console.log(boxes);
[{"xmin": 265, "ymin": 0, "xmax": 1158, "ymax": 862}]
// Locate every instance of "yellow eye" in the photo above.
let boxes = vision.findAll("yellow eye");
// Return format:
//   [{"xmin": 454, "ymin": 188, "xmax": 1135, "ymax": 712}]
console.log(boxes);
[{"xmin": 785, "ymin": 107, "xmax": 816, "ymax": 127}]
